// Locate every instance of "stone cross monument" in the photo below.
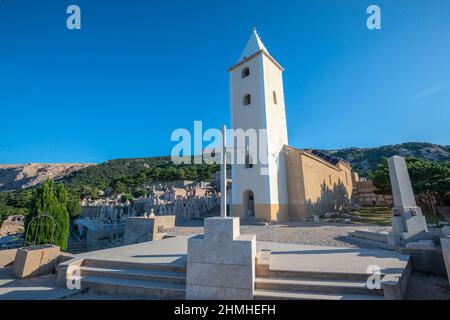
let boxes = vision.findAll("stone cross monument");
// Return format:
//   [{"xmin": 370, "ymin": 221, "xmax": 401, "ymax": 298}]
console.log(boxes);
[
  {"xmin": 220, "ymin": 124, "xmax": 227, "ymax": 217},
  {"xmin": 185, "ymin": 125, "xmax": 256, "ymax": 300},
  {"xmin": 388, "ymin": 156, "xmax": 428, "ymax": 237}
]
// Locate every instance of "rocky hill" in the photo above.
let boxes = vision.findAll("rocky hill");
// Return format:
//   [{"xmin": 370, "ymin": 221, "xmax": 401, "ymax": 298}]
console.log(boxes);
[
  {"xmin": 324, "ymin": 142, "xmax": 450, "ymax": 175},
  {"xmin": 0, "ymin": 142, "xmax": 448, "ymax": 192},
  {"xmin": 0, "ymin": 163, "xmax": 94, "ymax": 191}
]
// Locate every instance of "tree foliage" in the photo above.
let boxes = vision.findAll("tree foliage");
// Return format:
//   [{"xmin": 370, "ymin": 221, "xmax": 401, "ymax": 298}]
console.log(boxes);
[
  {"xmin": 67, "ymin": 197, "xmax": 82, "ymax": 219},
  {"xmin": 0, "ymin": 190, "xmax": 31, "ymax": 223},
  {"xmin": 24, "ymin": 180, "xmax": 70, "ymax": 250},
  {"xmin": 369, "ymin": 157, "xmax": 450, "ymax": 212},
  {"xmin": 62, "ymin": 157, "xmax": 220, "ymax": 198},
  {"xmin": 120, "ymin": 194, "xmax": 134, "ymax": 204}
]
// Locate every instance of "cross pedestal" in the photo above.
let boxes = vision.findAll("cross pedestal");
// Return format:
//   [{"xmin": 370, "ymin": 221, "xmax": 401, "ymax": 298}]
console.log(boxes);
[{"xmin": 186, "ymin": 217, "xmax": 256, "ymax": 299}]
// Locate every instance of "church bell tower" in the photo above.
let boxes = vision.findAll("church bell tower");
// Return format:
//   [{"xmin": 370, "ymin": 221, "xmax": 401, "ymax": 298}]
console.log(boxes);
[{"xmin": 228, "ymin": 28, "xmax": 289, "ymax": 222}]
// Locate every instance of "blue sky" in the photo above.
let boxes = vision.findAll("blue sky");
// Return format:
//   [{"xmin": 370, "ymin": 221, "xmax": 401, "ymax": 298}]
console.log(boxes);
[{"xmin": 0, "ymin": 0, "xmax": 449, "ymax": 164}]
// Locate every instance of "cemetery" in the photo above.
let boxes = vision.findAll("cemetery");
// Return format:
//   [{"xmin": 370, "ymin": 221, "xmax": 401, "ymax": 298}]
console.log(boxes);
[{"xmin": 0, "ymin": 28, "xmax": 449, "ymax": 301}]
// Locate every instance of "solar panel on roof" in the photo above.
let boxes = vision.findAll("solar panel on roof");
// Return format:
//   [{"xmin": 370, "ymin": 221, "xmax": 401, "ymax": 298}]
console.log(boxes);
[{"xmin": 310, "ymin": 149, "xmax": 342, "ymax": 166}]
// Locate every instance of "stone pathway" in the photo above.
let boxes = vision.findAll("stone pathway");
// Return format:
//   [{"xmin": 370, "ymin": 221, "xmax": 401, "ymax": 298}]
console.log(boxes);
[{"xmin": 0, "ymin": 267, "xmax": 80, "ymax": 300}]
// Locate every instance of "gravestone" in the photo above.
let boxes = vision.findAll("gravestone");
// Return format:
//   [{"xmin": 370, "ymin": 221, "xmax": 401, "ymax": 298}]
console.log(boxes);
[{"xmin": 387, "ymin": 156, "xmax": 428, "ymax": 244}]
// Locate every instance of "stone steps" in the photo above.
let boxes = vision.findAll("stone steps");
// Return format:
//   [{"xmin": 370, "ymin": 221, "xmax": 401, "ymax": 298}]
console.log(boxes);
[
  {"xmin": 354, "ymin": 230, "xmax": 389, "ymax": 241},
  {"xmin": 255, "ymin": 277, "xmax": 383, "ymax": 296},
  {"xmin": 263, "ymin": 269, "xmax": 376, "ymax": 281},
  {"xmin": 348, "ymin": 229, "xmax": 391, "ymax": 249},
  {"xmin": 347, "ymin": 236, "xmax": 391, "ymax": 249},
  {"xmin": 76, "ymin": 258, "xmax": 187, "ymax": 299},
  {"xmin": 80, "ymin": 266, "xmax": 186, "ymax": 284},
  {"xmin": 255, "ymin": 257, "xmax": 386, "ymax": 300},
  {"xmin": 349, "ymin": 230, "xmax": 389, "ymax": 244},
  {"xmin": 80, "ymin": 275, "xmax": 186, "ymax": 299},
  {"xmin": 83, "ymin": 258, "xmax": 186, "ymax": 273},
  {"xmin": 254, "ymin": 289, "xmax": 384, "ymax": 300}
]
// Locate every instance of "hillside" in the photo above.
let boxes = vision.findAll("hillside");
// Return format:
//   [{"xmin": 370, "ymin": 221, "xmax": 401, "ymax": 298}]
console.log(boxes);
[
  {"xmin": 324, "ymin": 142, "xmax": 450, "ymax": 175},
  {"xmin": 0, "ymin": 142, "xmax": 448, "ymax": 193},
  {"xmin": 57, "ymin": 156, "xmax": 220, "ymax": 200},
  {"xmin": 0, "ymin": 163, "xmax": 94, "ymax": 192}
]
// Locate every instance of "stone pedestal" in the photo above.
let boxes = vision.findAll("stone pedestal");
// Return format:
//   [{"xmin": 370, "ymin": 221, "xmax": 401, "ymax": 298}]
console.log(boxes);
[
  {"xmin": 124, "ymin": 217, "xmax": 156, "ymax": 245},
  {"xmin": 441, "ymin": 238, "xmax": 450, "ymax": 284},
  {"xmin": 186, "ymin": 217, "xmax": 256, "ymax": 300},
  {"xmin": 12, "ymin": 244, "xmax": 60, "ymax": 279},
  {"xmin": 124, "ymin": 215, "xmax": 176, "ymax": 245},
  {"xmin": 388, "ymin": 156, "xmax": 428, "ymax": 240}
]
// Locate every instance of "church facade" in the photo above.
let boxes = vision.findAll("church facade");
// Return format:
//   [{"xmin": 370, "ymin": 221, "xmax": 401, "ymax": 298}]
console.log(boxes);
[{"xmin": 228, "ymin": 29, "xmax": 355, "ymax": 222}]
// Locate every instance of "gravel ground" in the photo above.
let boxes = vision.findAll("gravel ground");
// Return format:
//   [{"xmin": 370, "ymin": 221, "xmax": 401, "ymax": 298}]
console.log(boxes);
[
  {"xmin": 167, "ymin": 219, "xmax": 391, "ymax": 248},
  {"xmin": 406, "ymin": 272, "xmax": 450, "ymax": 300}
]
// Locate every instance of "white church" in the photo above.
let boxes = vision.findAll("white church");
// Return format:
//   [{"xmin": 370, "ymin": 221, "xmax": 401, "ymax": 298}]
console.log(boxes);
[{"xmin": 228, "ymin": 29, "xmax": 356, "ymax": 222}]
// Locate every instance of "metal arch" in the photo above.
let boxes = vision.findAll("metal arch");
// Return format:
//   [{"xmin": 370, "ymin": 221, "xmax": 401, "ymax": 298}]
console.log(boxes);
[{"xmin": 24, "ymin": 213, "xmax": 56, "ymax": 247}]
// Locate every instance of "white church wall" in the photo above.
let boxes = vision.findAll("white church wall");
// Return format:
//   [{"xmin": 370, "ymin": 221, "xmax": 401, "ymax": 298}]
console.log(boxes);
[
  {"xmin": 261, "ymin": 54, "xmax": 289, "ymax": 208},
  {"xmin": 229, "ymin": 55, "xmax": 271, "ymax": 208}
]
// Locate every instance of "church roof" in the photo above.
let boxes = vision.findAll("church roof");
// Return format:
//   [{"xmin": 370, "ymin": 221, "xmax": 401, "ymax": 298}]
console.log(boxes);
[
  {"xmin": 285, "ymin": 145, "xmax": 351, "ymax": 170},
  {"xmin": 308, "ymin": 149, "xmax": 351, "ymax": 168},
  {"xmin": 237, "ymin": 28, "xmax": 269, "ymax": 63},
  {"xmin": 309, "ymin": 150, "xmax": 342, "ymax": 166}
]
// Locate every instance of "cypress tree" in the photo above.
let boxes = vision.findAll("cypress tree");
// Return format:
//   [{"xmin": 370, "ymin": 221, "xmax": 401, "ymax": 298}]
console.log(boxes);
[{"xmin": 24, "ymin": 180, "xmax": 70, "ymax": 251}]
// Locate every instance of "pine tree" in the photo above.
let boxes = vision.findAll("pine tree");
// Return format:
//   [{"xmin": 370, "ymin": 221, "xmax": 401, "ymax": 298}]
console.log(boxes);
[{"xmin": 24, "ymin": 180, "xmax": 70, "ymax": 250}]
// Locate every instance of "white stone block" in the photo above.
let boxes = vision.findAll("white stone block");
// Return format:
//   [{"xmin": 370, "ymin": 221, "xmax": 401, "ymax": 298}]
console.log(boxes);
[
  {"xmin": 403, "ymin": 213, "xmax": 428, "ymax": 233},
  {"xmin": 187, "ymin": 235, "xmax": 256, "ymax": 265},
  {"xmin": 440, "ymin": 238, "xmax": 450, "ymax": 284},
  {"xmin": 186, "ymin": 262, "xmax": 254, "ymax": 289},
  {"xmin": 186, "ymin": 217, "xmax": 255, "ymax": 300},
  {"xmin": 204, "ymin": 217, "xmax": 239, "ymax": 242}
]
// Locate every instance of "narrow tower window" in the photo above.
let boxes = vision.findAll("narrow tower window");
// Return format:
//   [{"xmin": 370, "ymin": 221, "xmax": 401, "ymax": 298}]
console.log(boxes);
[
  {"xmin": 273, "ymin": 91, "xmax": 277, "ymax": 104},
  {"xmin": 242, "ymin": 67, "xmax": 250, "ymax": 78},
  {"xmin": 243, "ymin": 94, "xmax": 251, "ymax": 106},
  {"xmin": 245, "ymin": 153, "xmax": 253, "ymax": 169}
]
